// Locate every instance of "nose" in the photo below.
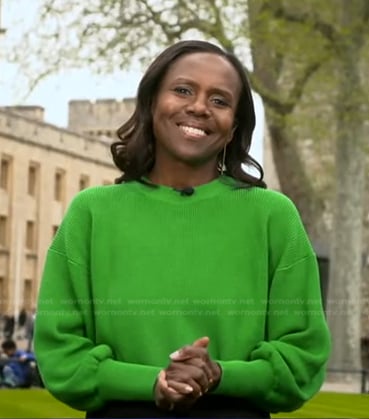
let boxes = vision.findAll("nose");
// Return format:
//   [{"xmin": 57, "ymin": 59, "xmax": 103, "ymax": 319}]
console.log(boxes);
[{"xmin": 185, "ymin": 94, "xmax": 211, "ymax": 116}]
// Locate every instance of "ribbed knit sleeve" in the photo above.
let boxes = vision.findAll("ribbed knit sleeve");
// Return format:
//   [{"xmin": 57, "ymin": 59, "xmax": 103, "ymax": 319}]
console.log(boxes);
[
  {"xmin": 214, "ymin": 193, "xmax": 331, "ymax": 412},
  {"xmin": 34, "ymin": 190, "xmax": 160, "ymax": 412}
]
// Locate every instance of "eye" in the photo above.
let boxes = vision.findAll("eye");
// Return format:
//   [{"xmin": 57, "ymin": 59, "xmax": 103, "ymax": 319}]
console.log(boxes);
[
  {"xmin": 173, "ymin": 86, "xmax": 192, "ymax": 95},
  {"xmin": 212, "ymin": 97, "xmax": 230, "ymax": 107}
]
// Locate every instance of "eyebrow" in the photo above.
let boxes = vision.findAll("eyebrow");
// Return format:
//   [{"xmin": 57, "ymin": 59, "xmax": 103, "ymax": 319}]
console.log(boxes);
[{"xmin": 171, "ymin": 77, "xmax": 235, "ymax": 101}]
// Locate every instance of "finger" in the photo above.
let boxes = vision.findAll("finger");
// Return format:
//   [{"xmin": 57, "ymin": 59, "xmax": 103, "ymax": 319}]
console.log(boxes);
[
  {"xmin": 192, "ymin": 336, "xmax": 210, "ymax": 348},
  {"xmin": 209, "ymin": 361, "xmax": 221, "ymax": 385},
  {"xmin": 188, "ymin": 362, "xmax": 210, "ymax": 394},
  {"xmin": 159, "ymin": 377, "xmax": 195, "ymax": 404},
  {"xmin": 176, "ymin": 357, "xmax": 213, "ymax": 388},
  {"xmin": 158, "ymin": 370, "xmax": 166, "ymax": 381},
  {"xmin": 155, "ymin": 371, "xmax": 179, "ymax": 410},
  {"xmin": 197, "ymin": 358, "xmax": 213, "ymax": 386},
  {"xmin": 170, "ymin": 345, "xmax": 208, "ymax": 361},
  {"xmin": 160, "ymin": 370, "xmax": 194, "ymax": 395},
  {"xmin": 165, "ymin": 379, "xmax": 194, "ymax": 395},
  {"xmin": 167, "ymin": 363, "xmax": 209, "ymax": 395},
  {"xmin": 158, "ymin": 370, "xmax": 178, "ymax": 394},
  {"xmin": 170, "ymin": 337, "xmax": 210, "ymax": 361},
  {"xmin": 168, "ymin": 378, "xmax": 203, "ymax": 398}
]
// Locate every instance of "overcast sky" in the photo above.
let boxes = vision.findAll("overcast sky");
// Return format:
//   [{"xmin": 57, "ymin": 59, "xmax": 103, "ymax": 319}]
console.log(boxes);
[
  {"xmin": 0, "ymin": 0, "xmax": 142, "ymax": 126},
  {"xmin": 0, "ymin": 0, "xmax": 264, "ymax": 163}
]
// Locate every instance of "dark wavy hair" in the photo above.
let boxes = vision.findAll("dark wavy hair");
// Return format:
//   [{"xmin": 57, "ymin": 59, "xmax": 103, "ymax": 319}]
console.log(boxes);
[{"xmin": 111, "ymin": 40, "xmax": 266, "ymax": 188}]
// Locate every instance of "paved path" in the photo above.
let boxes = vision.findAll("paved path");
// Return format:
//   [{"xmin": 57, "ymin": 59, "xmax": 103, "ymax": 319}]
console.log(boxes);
[{"xmin": 322, "ymin": 380, "xmax": 367, "ymax": 394}]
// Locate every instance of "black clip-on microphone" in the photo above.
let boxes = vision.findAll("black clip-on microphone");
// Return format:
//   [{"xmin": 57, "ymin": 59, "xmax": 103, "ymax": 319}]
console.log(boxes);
[{"xmin": 174, "ymin": 187, "xmax": 195, "ymax": 196}]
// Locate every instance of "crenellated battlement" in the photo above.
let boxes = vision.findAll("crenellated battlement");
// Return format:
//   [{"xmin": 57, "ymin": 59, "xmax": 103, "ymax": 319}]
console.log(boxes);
[{"xmin": 68, "ymin": 98, "xmax": 136, "ymax": 137}]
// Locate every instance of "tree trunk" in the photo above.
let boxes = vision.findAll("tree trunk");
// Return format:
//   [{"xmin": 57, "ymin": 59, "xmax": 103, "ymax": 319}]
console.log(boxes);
[
  {"xmin": 247, "ymin": 0, "xmax": 325, "ymax": 239},
  {"xmin": 327, "ymin": 0, "xmax": 366, "ymax": 380},
  {"xmin": 266, "ymin": 114, "xmax": 325, "ymax": 237}
]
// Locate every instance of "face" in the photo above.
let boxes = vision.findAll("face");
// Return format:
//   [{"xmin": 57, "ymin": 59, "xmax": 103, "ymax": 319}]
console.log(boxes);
[
  {"xmin": 3, "ymin": 348, "xmax": 14, "ymax": 356},
  {"xmin": 152, "ymin": 52, "xmax": 241, "ymax": 168}
]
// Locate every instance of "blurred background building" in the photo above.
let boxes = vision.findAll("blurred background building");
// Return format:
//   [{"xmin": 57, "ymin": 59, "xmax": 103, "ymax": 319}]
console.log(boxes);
[{"xmin": 0, "ymin": 103, "xmax": 125, "ymax": 316}]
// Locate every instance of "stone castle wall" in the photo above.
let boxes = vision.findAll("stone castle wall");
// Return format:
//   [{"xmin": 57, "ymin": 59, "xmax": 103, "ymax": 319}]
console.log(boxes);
[
  {"xmin": 0, "ymin": 108, "xmax": 118, "ymax": 316},
  {"xmin": 68, "ymin": 98, "xmax": 136, "ymax": 137}
]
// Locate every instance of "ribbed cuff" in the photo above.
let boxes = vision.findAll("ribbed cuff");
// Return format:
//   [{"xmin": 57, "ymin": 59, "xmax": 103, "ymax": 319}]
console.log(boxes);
[
  {"xmin": 97, "ymin": 359, "xmax": 161, "ymax": 401},
  {"xmin": 213, "ymin": 359, "xmax": 274, "ymax": 399}
]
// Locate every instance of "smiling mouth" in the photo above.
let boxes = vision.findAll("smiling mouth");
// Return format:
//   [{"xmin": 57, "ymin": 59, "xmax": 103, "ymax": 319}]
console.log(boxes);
[{"xmin": 178, "ymin": 124, "xmax": 209, "ymax": 138}]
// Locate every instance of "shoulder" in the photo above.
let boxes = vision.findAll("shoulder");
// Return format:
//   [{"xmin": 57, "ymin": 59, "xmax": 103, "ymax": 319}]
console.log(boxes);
[
  {"xmin": 56, "ymin": 183, "xmax": 138, "ymax": 234},
  {"xmin": 245, "ymin": 187, "xmax": 294, "ymax": 204},
  {"xmin": 236, "ymin": 186, "xmax": 300, "ymax": 218},
  {"xmin": 52, "ymin": 184, "xmax": 127, "ymax": 236},
  {"xmin": 66, "ymin": 183, "xmax": 133, "ymax": 211},
  {"xmin": 240, "ymin": 188, "xmax": 309, "ymax": 246},
  {"xmin": 71, "ymin": 184, "xmax": 123, "ymax": 201}
]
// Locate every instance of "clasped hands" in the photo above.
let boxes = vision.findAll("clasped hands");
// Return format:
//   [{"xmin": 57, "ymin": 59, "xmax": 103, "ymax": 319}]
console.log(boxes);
[{"xmin": 154, "ymin": 336, "xmax": 221, "ymax": 412}]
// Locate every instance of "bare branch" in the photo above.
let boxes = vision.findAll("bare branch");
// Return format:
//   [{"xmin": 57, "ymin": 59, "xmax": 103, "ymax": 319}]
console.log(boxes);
[
  {"xmin": 247, "ymin": 71, "xmax": 290, "ymax": 113},
  {"xmin": 249, "ymin": 57, "xmax": 323, "ymax": 115},
  {"xmin": 270, "ymin": 4, "xmax": 338, "ymax": 43},
  {"xmin": 286, "ymin": 60, "xmax": 322, "ymax": 112},
  {"xmin": 208, "ymin": 0, "xmax": 234, "ymax": 52}
]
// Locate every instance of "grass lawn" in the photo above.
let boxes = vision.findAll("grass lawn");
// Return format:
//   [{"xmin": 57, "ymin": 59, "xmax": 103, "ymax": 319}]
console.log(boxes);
[
  {"xmin": 0, "ymin": 389, "xmax": 368, "ymax": 418},
  {"xmin": 0, "ymin": 389, "xmax": 84, "ymax": 418}
]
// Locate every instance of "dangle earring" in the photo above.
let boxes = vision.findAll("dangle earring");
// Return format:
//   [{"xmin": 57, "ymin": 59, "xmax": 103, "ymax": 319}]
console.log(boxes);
[{"xmin": 220, "ymin": 144, "xmax": 227, "ymax": 175}]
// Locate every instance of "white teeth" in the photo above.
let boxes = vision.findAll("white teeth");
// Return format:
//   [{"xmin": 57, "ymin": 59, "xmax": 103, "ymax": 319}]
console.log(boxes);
[{"xmin": 179, "ymin": 125, "xmax": 207, "ymax": 137}]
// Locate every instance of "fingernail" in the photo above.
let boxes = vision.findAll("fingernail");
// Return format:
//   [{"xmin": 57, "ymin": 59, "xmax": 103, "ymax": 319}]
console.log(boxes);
[
  {"xmin": 169, "ymin": 350, "xmax": 180, "ymax": 359},
  {"xmin": 184, "ymin": 385, "xmax": 193, "ymax": 393},
  {"xmin": 158, "ymin": 370, "xmax": 165, "ymax": 379}
]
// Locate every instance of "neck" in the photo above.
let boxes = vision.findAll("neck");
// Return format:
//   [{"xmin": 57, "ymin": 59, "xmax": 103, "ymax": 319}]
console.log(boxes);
[{"xmin": 148, "ymin": 160, "xmax": 220, "ymax": 189}]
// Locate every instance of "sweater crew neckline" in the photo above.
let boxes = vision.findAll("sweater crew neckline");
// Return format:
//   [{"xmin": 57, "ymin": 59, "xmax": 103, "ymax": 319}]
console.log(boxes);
[{"xmin": 130, "ymin": 175, "xmax": 235, "ymax": 203}]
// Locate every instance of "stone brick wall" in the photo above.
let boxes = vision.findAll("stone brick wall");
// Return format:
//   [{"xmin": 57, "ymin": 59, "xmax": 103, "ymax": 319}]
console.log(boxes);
[
  {"xmin": 0, "ymin": 109, "xmax": 119, "ymax": 316},
  {"xmin": 68, "ymin": 98, "xmax": 136, "ymax": 138}
]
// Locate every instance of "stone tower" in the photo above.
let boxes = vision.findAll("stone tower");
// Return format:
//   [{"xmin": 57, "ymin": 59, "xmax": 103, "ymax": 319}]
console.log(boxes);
[{"xmin": 68, "ymin": 98, "xmax": 136, "ymax": 139}]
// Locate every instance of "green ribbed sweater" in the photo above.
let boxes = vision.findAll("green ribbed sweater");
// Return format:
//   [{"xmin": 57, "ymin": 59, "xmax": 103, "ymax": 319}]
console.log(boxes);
[{"xmin": 34, "ymin": 176, "xmax": 330, "ymax": 413}]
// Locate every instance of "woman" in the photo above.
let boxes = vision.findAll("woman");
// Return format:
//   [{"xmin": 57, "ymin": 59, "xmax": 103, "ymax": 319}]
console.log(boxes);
[{"xmin": 34, "ymin": 40, "xmax": 330, "ymax": 418}]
